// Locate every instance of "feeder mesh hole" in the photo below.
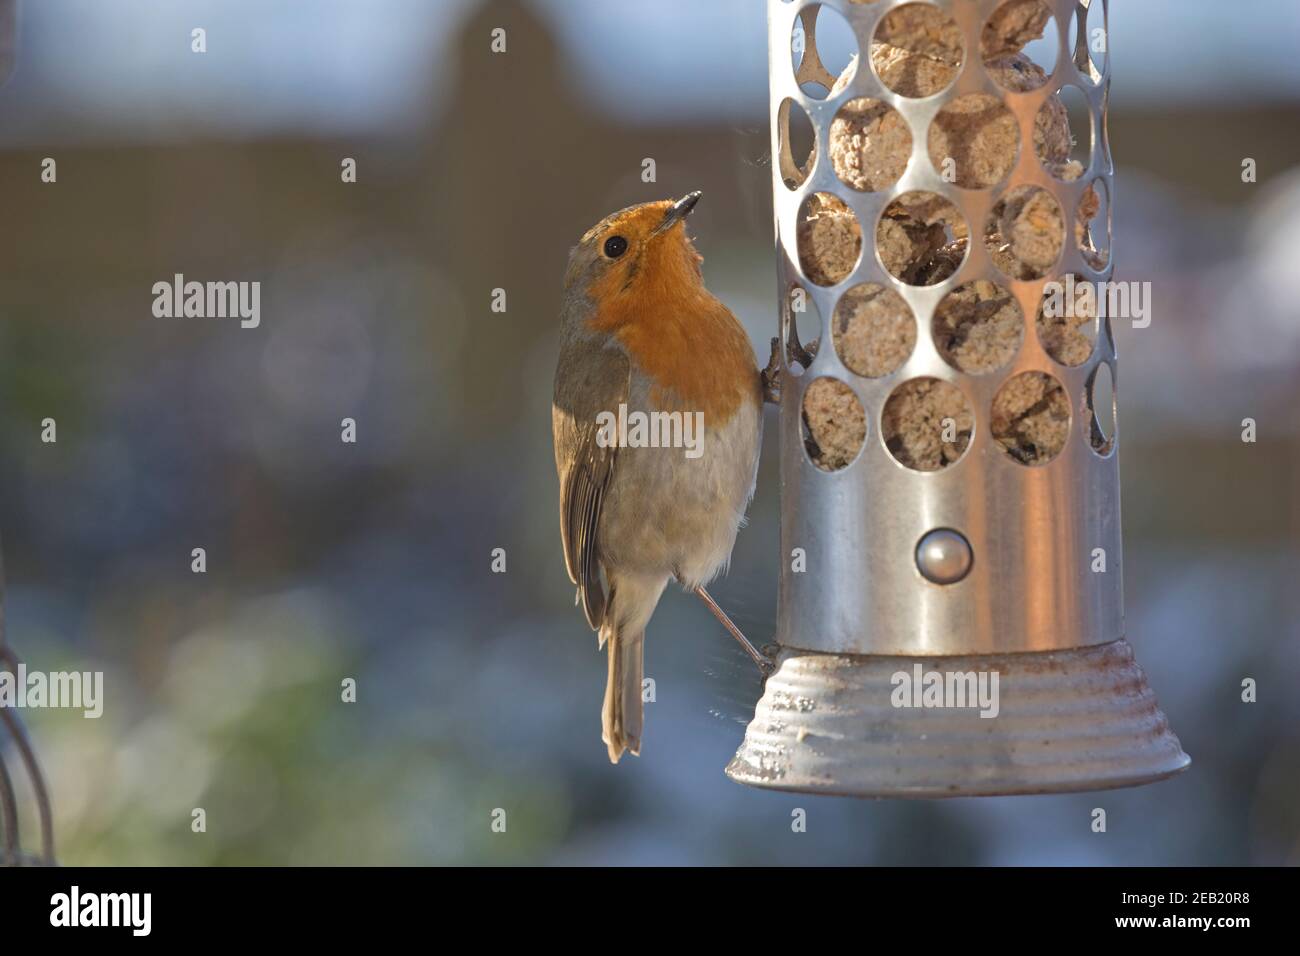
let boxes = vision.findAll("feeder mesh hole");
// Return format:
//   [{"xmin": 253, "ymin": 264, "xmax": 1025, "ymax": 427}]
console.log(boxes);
[
  {"xmin": 927, "ymin": 93, "xmax": 1019, "ymax": 190},
  {"xmin": 785, "ymin": 282, "xmax": 821, "ymax": 376},
  {"xmin": 933, "ymin": 279, "xmax": 1024, "ymax": 374},
  {"xmin": 1077, "ymin": 177, "xmax": 1110, "ymax": 269},
  {"xmin": 985, "ymin": 184, "xmax": 1065, "ymax": 281},
  {"xmin": 798, "ymin": 192, "xmax": 862, "ymax": 287},
  {"xmin": 802, "ymin": 377, "xmax": 866, "ymax": 472},
  {"xmin": 983, "ymin": 0, "xmax": 1057, "ymax": 88},
  {"xmin": 1086, "ymin": 361, "xmax": 1116, "ymax": 455},
  {"xmin": 991, "ymin": 370, "xmax": 1071, "ymax": 465},
  {"xmin": 872, "ymin": 3, "xmax": 963, "ymax": 99},
  {"xmin": 882, "ymin": 377, "xmax": 973, "ymax": 472},
  {"xmin": 779, "ymin": 98, "xmax": 816, "ymax": 191},
  {"xmin": 792, "ymin": 3, "xmax": 858, "ymax": 100},
  {"xmin": 1074, "ymin": 1, "xmax": 1107, "ymax": 84},
  {"xmin": 1038, "ymin": 84, "xmax": 1091, "ymax": 181},
  {"xmin": 833, "ymin": 282, "xmax": 915, "ymax": 378},
  {"xmin": 876, "ymin": 191, "xmax": 967, "ymax": 286},
  {"xmin": 1036, "ymin": 274, "xmax": 1098, "ymax": 367},
  {"xmin": 831, "ymin": 97, "xmax": 911, "ymax": 193}
]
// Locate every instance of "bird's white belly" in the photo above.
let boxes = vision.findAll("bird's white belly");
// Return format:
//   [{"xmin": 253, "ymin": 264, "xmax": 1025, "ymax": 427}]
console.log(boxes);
[{"xmin": 599, "ymin": 386, "xmax": 761, "ymax": 589}]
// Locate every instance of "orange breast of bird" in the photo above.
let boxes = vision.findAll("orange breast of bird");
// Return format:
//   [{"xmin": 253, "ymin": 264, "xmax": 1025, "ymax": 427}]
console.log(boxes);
[{"xmin": 585, "ymin": 235, "xmax": 758, "ymax": 426}]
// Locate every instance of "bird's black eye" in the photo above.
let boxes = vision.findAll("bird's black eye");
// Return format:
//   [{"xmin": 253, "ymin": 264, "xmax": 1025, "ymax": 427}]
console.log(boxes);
[{"xmin": 603, "ymin": 235, "xmax": 628, "ymax": 258}]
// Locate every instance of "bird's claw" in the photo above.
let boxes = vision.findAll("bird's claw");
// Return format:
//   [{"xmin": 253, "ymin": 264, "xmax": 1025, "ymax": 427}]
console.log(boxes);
[{"xmin": 762, "ymin": 336, "xmax": 782, "ymax": 405}]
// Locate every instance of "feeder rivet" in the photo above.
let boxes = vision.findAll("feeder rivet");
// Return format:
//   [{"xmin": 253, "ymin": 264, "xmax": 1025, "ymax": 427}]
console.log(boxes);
[{"xmin": 915, "ymin": 529, "xmax": 971, "ymax": 585}]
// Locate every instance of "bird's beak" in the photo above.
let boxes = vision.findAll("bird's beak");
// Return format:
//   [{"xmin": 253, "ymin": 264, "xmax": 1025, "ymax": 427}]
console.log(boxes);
[{"xmin": 654, "ymin": 190, "xmax": 702, "ymax": 235}]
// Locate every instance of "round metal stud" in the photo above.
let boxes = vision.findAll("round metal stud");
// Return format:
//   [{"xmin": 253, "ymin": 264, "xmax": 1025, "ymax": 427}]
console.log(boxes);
[{"xmin": 915, "ymin": 528, "xmax": 972, "ymax": 585}]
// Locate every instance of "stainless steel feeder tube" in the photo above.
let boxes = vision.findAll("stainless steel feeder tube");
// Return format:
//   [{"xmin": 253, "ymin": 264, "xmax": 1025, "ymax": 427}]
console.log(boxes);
[{"xmin": 727, "ymin": 0, "xmax": 1189, "ymax": 796}]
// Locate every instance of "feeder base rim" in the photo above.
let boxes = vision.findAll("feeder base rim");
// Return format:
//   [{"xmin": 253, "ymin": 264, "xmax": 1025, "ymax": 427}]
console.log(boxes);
[{"xmin": 726, "ymin": 638, "xmax": 1191, "ymax": 798}]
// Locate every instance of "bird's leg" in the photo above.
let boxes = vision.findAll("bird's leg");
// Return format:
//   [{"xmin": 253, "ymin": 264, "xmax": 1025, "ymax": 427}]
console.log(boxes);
[
  {"xmin": 761, "ymin": 336, "xmax": 782, "ymax": 406},
  {"xmin": 693, "ymin": 585, "xmax": 775, "ymax": 675}
]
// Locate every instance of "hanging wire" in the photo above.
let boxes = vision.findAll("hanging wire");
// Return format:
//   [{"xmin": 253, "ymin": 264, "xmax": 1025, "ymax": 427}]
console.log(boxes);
[
  {"xmin": 0, "ymin": 536, "xmax": 58, "ymax": 866},
  {"xmin": 0, "ymin": 0, "xmax": 55, "ymax": 868}
]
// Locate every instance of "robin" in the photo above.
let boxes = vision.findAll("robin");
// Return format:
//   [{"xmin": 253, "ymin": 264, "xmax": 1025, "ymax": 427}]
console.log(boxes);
[{"xmin": 553, "ymin": 191, "xmax": 780, "ymax": 763}]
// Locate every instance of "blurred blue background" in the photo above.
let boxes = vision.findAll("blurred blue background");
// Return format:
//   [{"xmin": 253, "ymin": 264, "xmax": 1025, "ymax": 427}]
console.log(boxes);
[{"xmin": 0, "ymin": 0, "xmax": 1297, "ymax": 865}]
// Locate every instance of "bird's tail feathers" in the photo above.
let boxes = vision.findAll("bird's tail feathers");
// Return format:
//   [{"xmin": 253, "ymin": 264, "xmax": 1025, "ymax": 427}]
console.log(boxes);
[
  {"xmin": 598, "ymin": 574, "xmax": 665, "ymax": 763},
  {"xmin": 601, "ymin": 623, "xmax": 644, "ymax": 763}
]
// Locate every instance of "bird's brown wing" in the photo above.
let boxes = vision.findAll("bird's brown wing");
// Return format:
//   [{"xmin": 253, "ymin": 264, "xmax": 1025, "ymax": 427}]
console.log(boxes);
[{"xmin": 553, "ymin": 336, "xmax": 630, "ymax": 632}]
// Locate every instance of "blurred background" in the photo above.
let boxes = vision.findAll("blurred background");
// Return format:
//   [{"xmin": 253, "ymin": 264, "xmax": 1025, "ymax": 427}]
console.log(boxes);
[{"xmin": 0, "ymin": 0, "xmax": 1296, "ymax": 865}]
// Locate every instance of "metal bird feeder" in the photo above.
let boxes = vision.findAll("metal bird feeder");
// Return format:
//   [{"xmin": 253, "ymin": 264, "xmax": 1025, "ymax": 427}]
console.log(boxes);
[{"xmin": 727, "ymin": 0, "xmax": 1189, "ymax": 795}]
